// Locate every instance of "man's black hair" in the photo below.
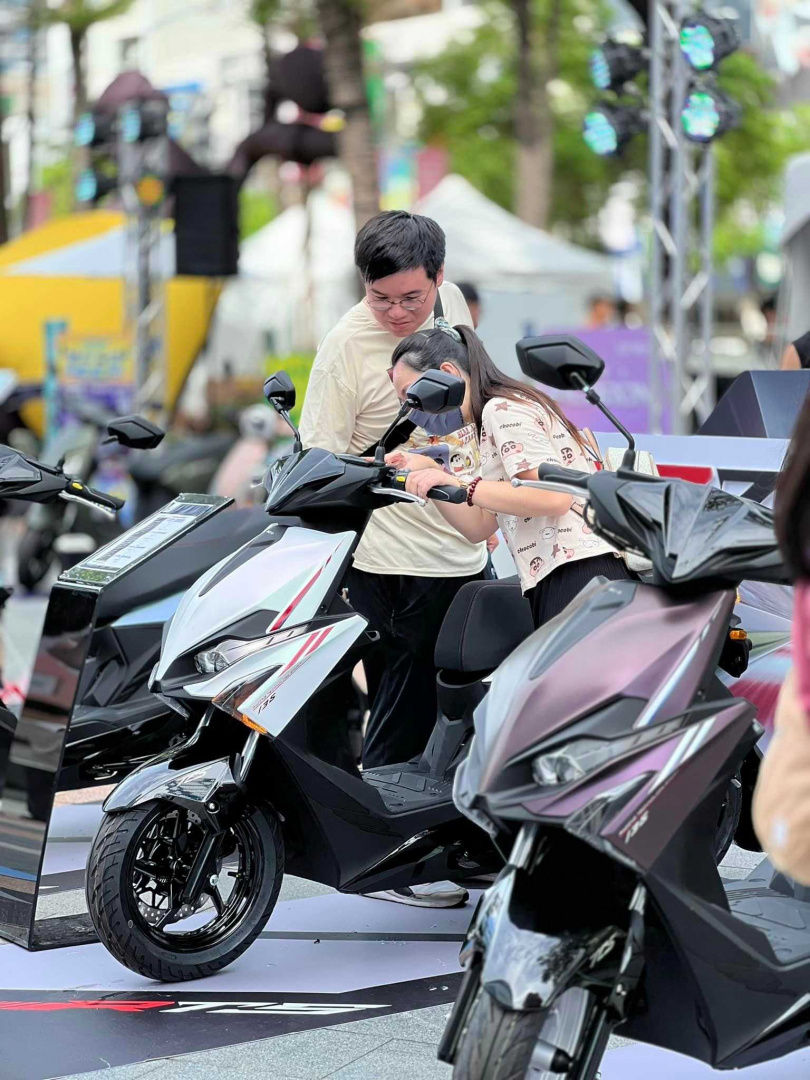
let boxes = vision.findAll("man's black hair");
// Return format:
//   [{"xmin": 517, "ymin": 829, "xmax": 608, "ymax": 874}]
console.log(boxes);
[
  {"xmin": 354, "ymin": 211, "xmax": 446, "ymax": 284},
  {"xmin": 457, "ymin": 281, "xmax": 480, "ymax": 305}
]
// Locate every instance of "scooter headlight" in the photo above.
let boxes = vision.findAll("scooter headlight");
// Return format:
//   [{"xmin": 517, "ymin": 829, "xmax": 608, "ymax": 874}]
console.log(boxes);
[
  {"xmin": 532, "ymin": 721, "xmax": 687, "ymax": 788},
  {"xmin": 533, "ymin": 739, "xmax": 605, "ymax": 786},
  {"xmin": 194, "ymin": 626, "xmax": 305, "ymax": 675}
]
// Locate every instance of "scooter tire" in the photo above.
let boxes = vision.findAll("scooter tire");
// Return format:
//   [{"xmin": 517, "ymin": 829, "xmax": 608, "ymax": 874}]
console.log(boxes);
[
  {"xmin": 453, "ymin": 990, "xmax": 546, "ymax": 1080},
  {"xmin": 453, "ymin": 988, "xmax": 605, "ymax": 1080},
  {"xmin": 86, "ymin": 801, "xmax": 284, "ymax": 982}
]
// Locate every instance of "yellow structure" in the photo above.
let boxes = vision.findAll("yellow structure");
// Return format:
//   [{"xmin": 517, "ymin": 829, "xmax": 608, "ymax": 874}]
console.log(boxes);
[{"xmin": 0, "ymin": 211, "xmax": 220, "ymax": 431}]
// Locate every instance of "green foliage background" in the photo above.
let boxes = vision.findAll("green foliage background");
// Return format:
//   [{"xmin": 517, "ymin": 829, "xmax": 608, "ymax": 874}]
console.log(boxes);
[{"xmin": 416, "ymin": 0, "xmax": 810, "ymax": 262}]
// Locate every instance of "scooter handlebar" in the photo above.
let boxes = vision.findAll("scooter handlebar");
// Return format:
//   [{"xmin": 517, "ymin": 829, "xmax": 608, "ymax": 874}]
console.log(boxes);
[
  {"xmin": 61, "ymin": 478, "xmax": 125, "ymax": 515},
  {"xmin": 426, "ymin": 484, "xmax": 468, "ymax": 504},
  {"xmin": 536, "ymin": 463, "xmax": 591, "ymax": 488},
  {"xmin": 385, "ymin": 468, "xmax": 467, "ymax": 505}
]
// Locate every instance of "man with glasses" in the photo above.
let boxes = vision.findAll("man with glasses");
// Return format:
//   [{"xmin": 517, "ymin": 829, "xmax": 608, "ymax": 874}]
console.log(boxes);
[{"xmin": 299, "ymin": 211, "xmax": 486, "ymax": 909}]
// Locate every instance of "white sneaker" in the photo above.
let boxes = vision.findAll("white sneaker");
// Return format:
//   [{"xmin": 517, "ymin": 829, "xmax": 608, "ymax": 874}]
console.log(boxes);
[{"xmin": 362, "ymin": 880, "xmax": 469, "ymax": 908}]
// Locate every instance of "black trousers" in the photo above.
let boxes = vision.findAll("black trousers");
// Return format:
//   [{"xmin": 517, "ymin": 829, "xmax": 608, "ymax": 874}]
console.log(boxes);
[
  {"xmin": 347, "ymin": 566, "xmax": 482, "ymax": 769},
  {"xmin": 526, "ymin": 553, "xmax": 634, "ymax": 629}
]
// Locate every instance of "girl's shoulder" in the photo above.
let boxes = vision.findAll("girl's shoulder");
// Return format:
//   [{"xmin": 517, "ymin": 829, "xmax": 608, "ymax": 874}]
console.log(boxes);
[{"xmin": 482, "ymin": 393, "xmax": 552, "ymax": 427}]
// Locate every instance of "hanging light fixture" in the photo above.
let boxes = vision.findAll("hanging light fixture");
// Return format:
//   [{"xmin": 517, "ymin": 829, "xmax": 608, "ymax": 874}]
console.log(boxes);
[
  {"xmin": 589, "ymin": 40, "xmax": 647, "ymax": 92},
  {"xmin": 583, "ymin": 103, "xmax": 646, "ymax": 157},
  {"xmin": 681, "ymin": 84, "xmax": 740, "ymax": 143},
  {"xmin": 680, "ymin": 12, "xmax": 741, "ymax": 71}
]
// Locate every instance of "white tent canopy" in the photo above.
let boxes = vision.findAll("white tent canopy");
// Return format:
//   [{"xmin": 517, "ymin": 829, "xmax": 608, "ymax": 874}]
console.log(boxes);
[
  {"xmin": 415, "ymin": 174, "xmax": 613, "ymax": 291},
  {"xmin": 206, "ymin": 175, "xmax": 615, "ymax": 377}
]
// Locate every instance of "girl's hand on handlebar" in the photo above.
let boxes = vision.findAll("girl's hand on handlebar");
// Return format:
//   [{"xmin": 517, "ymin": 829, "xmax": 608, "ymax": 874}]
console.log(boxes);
[
  {"xmin": 385, "ymin": 450, "xmax": 436, "ymax": 472},
  {"xmin": 405, "ymin": 467, "xmax": 464, "ymax": 501}
]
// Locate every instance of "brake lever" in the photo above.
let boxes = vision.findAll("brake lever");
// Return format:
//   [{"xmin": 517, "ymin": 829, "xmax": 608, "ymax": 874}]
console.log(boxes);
[
  {"xmin": 369, "ymin": 485, "xmax": 426, "ymax": 507},
  {"xmin": 512, "ymin": 478, "xmax": 592, "ymax": 501}
]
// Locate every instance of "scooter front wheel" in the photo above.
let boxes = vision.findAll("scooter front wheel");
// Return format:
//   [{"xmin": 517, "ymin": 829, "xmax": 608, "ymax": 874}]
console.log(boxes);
[
  {"xmin": 86, "ymin": 800, "xmax": 284, "ymax": 982},
  {"xmin": 453, "ymin": 986, "xmax": 605, "ymax": 1080}
]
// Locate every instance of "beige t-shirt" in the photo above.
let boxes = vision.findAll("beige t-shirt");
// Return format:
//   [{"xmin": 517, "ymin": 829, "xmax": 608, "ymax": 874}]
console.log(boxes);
[
  {"xmin": 299, "ymin": 282, "xmax": 487, "ymax": 577},
  {"xmin": 479, "ymin": 394, "xmax": 615, "ymax": 593}
]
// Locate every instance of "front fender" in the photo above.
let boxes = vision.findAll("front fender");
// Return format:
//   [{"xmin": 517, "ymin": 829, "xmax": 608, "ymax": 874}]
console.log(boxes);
[
  {"xmin": 103, "ymin": 755, "xmax": 240, "ymax": 828},
  {"xmin": 473, "ymin": 871, "xmax": 622, "ymax": 1011}
]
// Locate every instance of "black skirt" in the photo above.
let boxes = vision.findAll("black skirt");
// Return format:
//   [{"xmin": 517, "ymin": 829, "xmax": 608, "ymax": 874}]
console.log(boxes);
[{"xmin": 525, "ymin": 553, "xmax": 635, "ymax": 629}]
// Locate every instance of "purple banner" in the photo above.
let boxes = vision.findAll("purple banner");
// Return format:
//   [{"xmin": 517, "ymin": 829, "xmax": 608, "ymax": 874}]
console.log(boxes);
[{"xmin": 547, "ymin": 328, "xmax": 671, "ymax": 435}]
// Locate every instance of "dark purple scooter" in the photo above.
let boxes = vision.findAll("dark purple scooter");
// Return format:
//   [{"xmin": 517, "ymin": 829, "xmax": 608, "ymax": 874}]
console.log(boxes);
[{"xmin": 440, "ymin": 336, "xmax": 799, "ymax": 1080}]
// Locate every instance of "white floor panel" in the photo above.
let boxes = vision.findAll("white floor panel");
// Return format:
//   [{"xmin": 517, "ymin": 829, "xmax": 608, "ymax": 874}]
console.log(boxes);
[
  {"xmin": 602, "ymin": 1043, "xmax": 810, "ymax": 1078},
  {"xmin": 0, "ymin": 935, "xmax": 463, "ymax": 994}
]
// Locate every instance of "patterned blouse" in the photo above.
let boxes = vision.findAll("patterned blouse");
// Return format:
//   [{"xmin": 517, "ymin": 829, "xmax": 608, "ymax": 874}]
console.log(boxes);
[{"xmin": 479, "ymin": 394, "xmax": 615, "ymax": 593}]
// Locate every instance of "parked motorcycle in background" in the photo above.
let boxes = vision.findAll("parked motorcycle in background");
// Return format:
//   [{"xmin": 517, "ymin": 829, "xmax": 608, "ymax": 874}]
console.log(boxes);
[
  {"xmin": 441, "ymin": 337, "xmax": 797, "ymax": 1080},
  {"xmin": 211, "ymin": 403, "xmax": 293, "ymax": 507},
  {"xmin": 16, "ymin": 400, "xmax": 114, "ymax": 590}
]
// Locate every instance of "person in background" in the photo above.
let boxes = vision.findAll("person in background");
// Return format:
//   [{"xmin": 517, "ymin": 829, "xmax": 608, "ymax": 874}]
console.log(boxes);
[
  {"xmin": 299, "ymin": 211, "xmax": 487, "ymax": 910},
  {"xmin": 586, "ymin": 292, "xmax": 618, "ymax": 330},
  {"xmin": 457, "ymin": 282, "xmax": 482, "ymax": 328},
  {"xmin": 780, "ymin": 329, "xmax": 810, "ymax": 370},
  {"xmin": 753, "ymin": 392, "xmax": 810, "ymax": 881},
  {"xmin": 386, "ymin": 324, "xmax": 633, "ymax": 630}
]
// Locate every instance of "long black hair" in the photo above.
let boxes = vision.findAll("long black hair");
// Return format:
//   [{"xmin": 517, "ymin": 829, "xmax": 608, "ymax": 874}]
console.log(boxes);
[
  {"xmin": 775, "ymin": 392, "xmax": 810, "ymax": 578},
  {"xmin": 390, "ymin": 323, "xmax": 587, "ymax": 449}
]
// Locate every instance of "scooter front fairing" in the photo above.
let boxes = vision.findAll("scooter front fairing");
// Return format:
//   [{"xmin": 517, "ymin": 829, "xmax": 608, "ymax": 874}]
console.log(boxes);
[{"xmin": 152, "ymin": 521, "xmax": 367, "ymax": 737}]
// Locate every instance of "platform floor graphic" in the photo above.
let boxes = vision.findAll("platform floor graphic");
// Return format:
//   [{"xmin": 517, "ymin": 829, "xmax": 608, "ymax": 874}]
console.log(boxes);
[{"xmin": 1, "ymin": 795, "xmax": 809, "ymax": 1076}]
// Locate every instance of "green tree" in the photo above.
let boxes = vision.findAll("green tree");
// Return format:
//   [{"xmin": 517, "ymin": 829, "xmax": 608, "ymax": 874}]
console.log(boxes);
[
  {"xmin": 416, "ymin": 0, "xmax": 630, "ymax": 237},
  {"xmin": 416, "ymin": 6, "xmax": 807, "ymax": 261}
]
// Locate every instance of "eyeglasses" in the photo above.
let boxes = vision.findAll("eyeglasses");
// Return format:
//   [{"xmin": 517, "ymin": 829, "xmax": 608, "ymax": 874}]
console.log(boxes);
[{"xmin": 366, "ymin": 284, "xmax": 435, "ymax": 312}]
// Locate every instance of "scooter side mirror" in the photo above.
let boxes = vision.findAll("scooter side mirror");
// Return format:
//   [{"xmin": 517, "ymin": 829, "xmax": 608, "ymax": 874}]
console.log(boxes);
[
  {"xmin": 105, "ymin": 415, "xmax": 166, "ymax": 450},
  {"xmin": 516, "ymin": 335, "xmax": 605, "ymax": 391},
  {"xmin": 405, "ymin": 370, "xmax": 465, "ymax": 414},
  {"xmin": 264, "ymin": 372, "xmax": 296, "ymax": 413}
]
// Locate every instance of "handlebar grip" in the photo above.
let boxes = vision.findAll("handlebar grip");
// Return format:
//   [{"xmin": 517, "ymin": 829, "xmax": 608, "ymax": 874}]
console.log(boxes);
[
  {"xmin": 65, "ymin": 479, "xmax": 124, "ymax": 513},
  {"xmin": 536, "ymin": 463, "xmax": 590, "ymax": 487},
  {"xmin": 427, "ymin": 484, "xmax": 468, "ymax": 504}
]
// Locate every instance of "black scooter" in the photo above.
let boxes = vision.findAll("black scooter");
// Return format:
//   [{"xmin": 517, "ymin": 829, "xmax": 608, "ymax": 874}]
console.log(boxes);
[{"xmin": 440, "ymin": 336, "xmax": 803, "ymax": 1080}]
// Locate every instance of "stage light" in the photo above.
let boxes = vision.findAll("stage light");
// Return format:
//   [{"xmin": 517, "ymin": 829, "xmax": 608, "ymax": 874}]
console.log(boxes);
[
  {"xmin": 589, "ymin": 40, "xmax": 646, "ymax": 92},
  {"xmin": 75, "ymin": 167, "xmax": 117, "ymax": 204},
  {"xmin": 74, "ymin": 109, "xmax": 115, "ymax": 148},
  {"xmin": 680, "ymin": 13, "xmax": 740, "ymax": 71},
  {"xmin": 583, "ymin": 103, "xmax": 645, "ymax": 156},
  {"xmin": 120, "ymin": 100, "xmax": 168, "ymax": 143},
  {"xmin": 681, "ymin": 86, "xmax": 739, "ymax": 143},
  {"xmin": 135, "ymin": 174, "xmax": 166, "ymax": 207}
]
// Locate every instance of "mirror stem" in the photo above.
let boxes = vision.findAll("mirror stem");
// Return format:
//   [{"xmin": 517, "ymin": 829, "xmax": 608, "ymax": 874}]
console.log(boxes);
[
  {"xmin": 272, "ymin": 402, "xmax": 302, "ymax": 451},
  {"xmin": 374, "ymin": 402, "xmax": 411, "ymax": 465},
  {"xmin": 571, "ymin": 373, "xmax": 635, "ymax": 464}
]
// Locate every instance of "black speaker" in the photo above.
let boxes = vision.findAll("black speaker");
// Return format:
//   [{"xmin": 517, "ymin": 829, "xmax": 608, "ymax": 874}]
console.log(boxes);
[{"xmin": 174, "ymin": 174, "xmax": 239, "ymax": 277}]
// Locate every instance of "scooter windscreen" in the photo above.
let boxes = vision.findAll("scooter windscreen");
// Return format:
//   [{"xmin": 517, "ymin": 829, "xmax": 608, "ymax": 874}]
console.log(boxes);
[{"xmin": 587, "ymin": 471, "xmax": 788, "ymax": 587}]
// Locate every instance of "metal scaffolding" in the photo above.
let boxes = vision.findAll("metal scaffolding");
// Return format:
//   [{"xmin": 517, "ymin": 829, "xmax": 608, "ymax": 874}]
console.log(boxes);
[
  {"xmin": 118, "ymin": 103, "xmax": 170, "ymax": 418},
  {"xmin": 648, "ymin": 0, "xmax": 716, "ymax": 434}
]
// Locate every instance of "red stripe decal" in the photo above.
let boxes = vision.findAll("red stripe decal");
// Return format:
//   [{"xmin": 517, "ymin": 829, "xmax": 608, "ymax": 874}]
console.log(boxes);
[
  {"xmin": 268, "ymin": 565, "xmax": 326, "ymax": 632},
  {"xmin": 0, "ymin": 1000, "xmax": 170, "ymax": 1012}
]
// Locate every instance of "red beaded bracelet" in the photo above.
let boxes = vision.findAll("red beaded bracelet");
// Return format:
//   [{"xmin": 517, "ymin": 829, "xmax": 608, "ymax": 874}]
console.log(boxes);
[{"xmin": 466, "ymin": 476, "xmax": 482, "ymax": 506}]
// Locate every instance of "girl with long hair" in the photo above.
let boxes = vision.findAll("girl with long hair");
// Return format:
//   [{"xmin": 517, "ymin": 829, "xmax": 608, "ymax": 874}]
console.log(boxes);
[{"xmin": 387, "ymin": 323, "xmax": 632, "ymax": 628}]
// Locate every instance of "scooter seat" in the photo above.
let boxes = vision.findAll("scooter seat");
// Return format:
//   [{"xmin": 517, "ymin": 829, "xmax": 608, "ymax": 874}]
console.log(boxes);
[{"xmin": 435, "ymin": 577, "xmax": 533, "ymax": 675}]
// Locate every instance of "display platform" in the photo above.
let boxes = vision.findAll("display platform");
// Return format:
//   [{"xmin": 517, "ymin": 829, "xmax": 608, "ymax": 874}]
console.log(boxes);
[
  {"xmin": 0, "ymin": 796, "xmax": 474, "ymax": 1078},
  {"xmin": 3, "ymin": 800, "xmax": 810, "ymax": 1079}
]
